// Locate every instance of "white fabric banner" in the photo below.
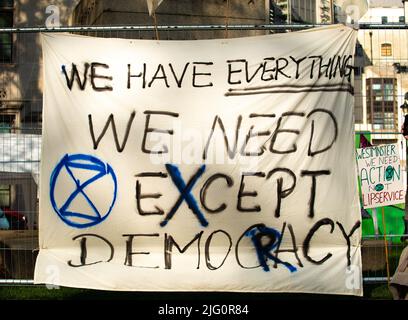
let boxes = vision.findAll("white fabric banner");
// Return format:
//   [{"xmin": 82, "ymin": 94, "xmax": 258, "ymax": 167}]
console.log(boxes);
[
  {"xmin": 35, "ymin": 25, "xmax": 362, "ymax": 295},
  {"xmin": 357, "ymin": 143, "xmax": 405, "ymax": 209}
]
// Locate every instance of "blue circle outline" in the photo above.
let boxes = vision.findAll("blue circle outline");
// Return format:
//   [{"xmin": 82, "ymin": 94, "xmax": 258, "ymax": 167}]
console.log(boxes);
[{"xmin": 49, "ymin": 154, "xmax": 117, "ymax": 228}]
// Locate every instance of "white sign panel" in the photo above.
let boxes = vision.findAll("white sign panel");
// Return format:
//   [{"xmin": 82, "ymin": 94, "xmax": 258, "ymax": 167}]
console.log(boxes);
[
  {"xmin": 357, "ymin": 143, "xmax": 405, "ymax": 209},
  {"xmin": 35, "ymin": 25, "xmax": 362, "ymax": 295}
]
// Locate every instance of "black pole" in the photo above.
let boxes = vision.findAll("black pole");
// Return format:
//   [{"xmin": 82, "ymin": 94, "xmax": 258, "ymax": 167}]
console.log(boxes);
[{"xmin": 403, "ymin": 109, "xmax": 408, "ymax": 241}]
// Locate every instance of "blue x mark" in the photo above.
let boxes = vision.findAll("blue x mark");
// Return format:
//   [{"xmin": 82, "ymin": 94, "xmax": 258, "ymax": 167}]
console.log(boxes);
[
  {"xmin": 160, "ymin": 164, "xmax": 208, "ymax": 227},
  {"xmin": 246, "ymin": 225, "xmax": 297, "ymax": 273}
]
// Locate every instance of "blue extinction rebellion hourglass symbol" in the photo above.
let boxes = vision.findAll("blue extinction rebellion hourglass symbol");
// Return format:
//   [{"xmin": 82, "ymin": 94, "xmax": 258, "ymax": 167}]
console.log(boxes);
[{"xmin": 49, "ymin": 154, "xmax": 117, "ymax": 228}]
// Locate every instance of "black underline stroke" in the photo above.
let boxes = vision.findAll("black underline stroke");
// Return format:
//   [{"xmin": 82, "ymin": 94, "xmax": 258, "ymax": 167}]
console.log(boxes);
[
  {"xmin": 225, "ymin": 85, "xmax": 354, "ymax": 96},
  {"xmin": 228, "ymin": 83, "xmax": 353, "ymax": 92}
]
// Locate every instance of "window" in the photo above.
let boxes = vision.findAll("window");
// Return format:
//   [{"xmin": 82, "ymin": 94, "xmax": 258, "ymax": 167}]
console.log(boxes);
[
  {"xmin": 270, "ymin": 0, "xmax": 289, "ymax": 24},
  {"xmin": 0, "ymin": 185, "xmax": 10, "ymax": 208},
  {"xmin": 0, "ymin": 113, "xmax": 16, "ymax": 132},
  {"xmin": 381, "ymin": 16, "xmax": 388, "ymax": 24},
  {"xmin": 366, "ymin": 78, "xmax": 397, "ymax": 130},
  {"xmin": 333, "ymin": 5, "xmax": 340, "ymax": 23},
  {"xmin": 381, "ymin": 43, "xmax": 392, "ymax": 57},
  {"xmin": 384, "ymin": 83, "xmax": 394, "ymax": 101},
  {"xmin": 0, "ymin": 0, "xmax": 13, "ymax": 63},
  {"xmin": 399, "ymin": 16, "xmax": 405, "ymax": 23}
]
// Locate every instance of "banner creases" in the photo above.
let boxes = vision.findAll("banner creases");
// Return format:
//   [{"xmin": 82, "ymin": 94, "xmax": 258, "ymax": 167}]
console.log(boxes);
[{"xmin": 35, "ymin": 26, "xmax": 362, "ymax": 295}]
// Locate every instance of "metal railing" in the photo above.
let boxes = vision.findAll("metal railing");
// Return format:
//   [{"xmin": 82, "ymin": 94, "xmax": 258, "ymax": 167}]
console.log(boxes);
[{"xmin": 0, "ymin": 23, "xmax": 407, "ymax": 287}]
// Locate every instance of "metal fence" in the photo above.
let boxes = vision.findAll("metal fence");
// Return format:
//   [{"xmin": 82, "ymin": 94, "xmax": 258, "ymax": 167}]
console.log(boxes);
[{"xmin": 0, "ymin": 24, "xmax": 407, "ymax": 286}]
